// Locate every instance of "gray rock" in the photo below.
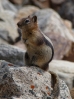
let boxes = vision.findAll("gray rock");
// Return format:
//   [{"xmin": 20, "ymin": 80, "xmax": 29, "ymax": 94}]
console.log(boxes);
[
  {"xmin": 1, "ymin": 0, "xmax": 18, "ymax": 13},
  {"xmin": 0, "ymin": 3, "xmax": 20, "ymax": 44},
  {"xmin": 0, "ymin": 44, "xmax": 25, "ymax": 66},
  {"xmin": 0, "ymin": 0, "xmax": 16, "ymax": 17},
  {"xmin": 0, "ymin": 60, "xmax": 72, "ymax": 99},
  {"xmin": 0, "ymin": 60, "xmax": 52, "ymax": 99}
]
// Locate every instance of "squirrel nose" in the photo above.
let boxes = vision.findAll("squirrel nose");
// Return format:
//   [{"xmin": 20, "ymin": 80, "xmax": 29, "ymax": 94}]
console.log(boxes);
[{"xmin": 17, "ymin": 22, "xmax": 21, "ymax": 27}]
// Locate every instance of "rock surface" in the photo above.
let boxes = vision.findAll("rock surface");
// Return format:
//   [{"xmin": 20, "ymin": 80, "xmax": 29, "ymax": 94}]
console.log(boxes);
[
  {"xmin": 0, "ymin": 60, "xmax": 52, "ymax": 98},
  {"xmin": 0, "ymin": 60, "xmax": 72, "ymax": 99}
]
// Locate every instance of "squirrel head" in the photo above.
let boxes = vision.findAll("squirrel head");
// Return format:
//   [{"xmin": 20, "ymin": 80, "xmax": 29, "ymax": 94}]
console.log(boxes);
[{"xmin": 17, "ymin": 15, "xmax": 38, "ymax": 31}]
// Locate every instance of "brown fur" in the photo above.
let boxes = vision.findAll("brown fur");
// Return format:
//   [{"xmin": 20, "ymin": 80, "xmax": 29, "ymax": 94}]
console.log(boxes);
[
  {"xmin": 49, "ymin": 71, "xmax": 60, "ymax": 98},
  {"xmin": 17, "ymin": 15, "xmax": 54, "ymax": 70},
  {"xmin": 70, "ymin": 88, "xmax": 74, "ymax": 99}
]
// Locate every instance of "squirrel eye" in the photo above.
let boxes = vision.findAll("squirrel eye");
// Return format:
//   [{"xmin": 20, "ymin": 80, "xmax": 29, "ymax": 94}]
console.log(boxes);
[
  {"xmin": 29, "ymin": 32, "xmax": 32, "ymax": 35},
  {"xmin": 25, "ymin": 19, "xmax": 30, "ymax": 24}
]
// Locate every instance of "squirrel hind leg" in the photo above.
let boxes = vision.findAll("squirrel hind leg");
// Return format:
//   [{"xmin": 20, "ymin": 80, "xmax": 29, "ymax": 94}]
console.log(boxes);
[{"xmin": 41, "ymin": 63, "xmax": 49, "ymax": 71}]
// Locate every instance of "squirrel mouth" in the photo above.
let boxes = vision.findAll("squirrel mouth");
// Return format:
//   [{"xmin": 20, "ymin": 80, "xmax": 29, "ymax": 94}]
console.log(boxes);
[{"xmin": 23, "ymin": 38, "xmax": 27, "ymax": 43}]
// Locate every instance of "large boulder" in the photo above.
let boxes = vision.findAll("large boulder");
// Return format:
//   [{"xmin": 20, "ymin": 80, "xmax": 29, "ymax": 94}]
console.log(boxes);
[{"xmin": 0, "ymin": 60, "xmax": 72, "ymax": 99}]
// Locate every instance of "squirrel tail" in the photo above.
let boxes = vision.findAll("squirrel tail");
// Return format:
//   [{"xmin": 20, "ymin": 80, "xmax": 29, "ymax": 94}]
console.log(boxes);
[
  {"xmin": 70, "ymin": 88, "xmax": 74, "ymax": 99},
  {"xmin": 49, "ymin": 71, "xmax": 60, "ymax": 99}
]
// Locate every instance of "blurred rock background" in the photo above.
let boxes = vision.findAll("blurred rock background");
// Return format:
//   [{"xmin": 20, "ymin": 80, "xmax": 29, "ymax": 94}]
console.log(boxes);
[{"xmin": 0, "ymin": 0, "xmax": 74, "ymax": 98}]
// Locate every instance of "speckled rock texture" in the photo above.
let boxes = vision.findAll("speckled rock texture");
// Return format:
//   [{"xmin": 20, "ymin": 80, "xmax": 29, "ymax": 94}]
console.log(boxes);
[{"xmin": 0, "ymin": 60, "xmax": 72, "ymax": 99}]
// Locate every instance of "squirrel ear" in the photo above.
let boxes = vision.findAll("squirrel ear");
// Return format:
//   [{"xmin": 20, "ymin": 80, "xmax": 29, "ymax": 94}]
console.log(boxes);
[{"xmin": 32, "ymin": 15, "xmax": 37, "ymax": 23}]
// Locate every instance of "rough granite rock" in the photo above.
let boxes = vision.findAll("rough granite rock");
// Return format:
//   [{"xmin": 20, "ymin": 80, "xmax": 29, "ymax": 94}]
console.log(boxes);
[
  {"xmin": 0, "ymin": 60, "xmax": 72, "ymax": 99},
  {"xmin": 0, "ymin": 60, "xmax": 51, "ymax": 99}
]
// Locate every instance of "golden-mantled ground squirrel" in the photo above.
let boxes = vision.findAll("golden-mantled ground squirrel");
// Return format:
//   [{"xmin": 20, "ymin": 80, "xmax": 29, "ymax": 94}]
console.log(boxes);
[{"xmin": 17, "ymin": 15, "xmax": 54, "ymax": 70}]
